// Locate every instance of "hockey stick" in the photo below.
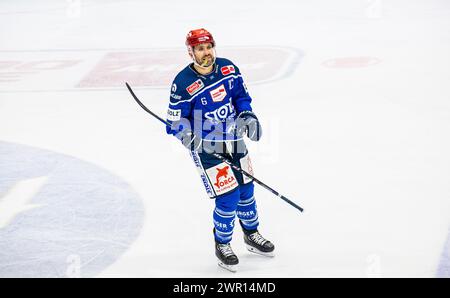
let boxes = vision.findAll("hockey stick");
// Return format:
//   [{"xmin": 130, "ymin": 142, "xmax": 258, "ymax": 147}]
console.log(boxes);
[{"xmin": 125, "ymin": 82, "xmax": 304, "ymax": 213}]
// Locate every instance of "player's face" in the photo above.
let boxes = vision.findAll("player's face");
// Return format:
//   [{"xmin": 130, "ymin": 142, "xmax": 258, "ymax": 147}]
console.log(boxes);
[{"xmin": 192, "ymin": 43, "xmax": 215, "ymax": 67}]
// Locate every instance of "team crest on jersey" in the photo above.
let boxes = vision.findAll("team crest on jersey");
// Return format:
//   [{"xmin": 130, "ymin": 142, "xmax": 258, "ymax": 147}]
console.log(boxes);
[
  {"xmin": 186, "ymin": 79, "xmax": 204, "ymax": 96},
  {"xmin": 210, "ymin": 84, "xmax": 227, "ymax": 102},
  {"xmin": 206, "ymin": 163, "xmax": 238, "ymax": 196},
  {"xmin": 221, "ymin": 65, "xmax": 235, "ymax": 76}
]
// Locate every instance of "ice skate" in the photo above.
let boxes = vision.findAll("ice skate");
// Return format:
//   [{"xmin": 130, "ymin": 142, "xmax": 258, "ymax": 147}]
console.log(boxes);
[
  {"xmin": 243, "ymin": 229, "xmax": 275, "ymax": 257},
  {"xmin": 215, "ymin": 242, "xmax": 239, "ymax": 272}
]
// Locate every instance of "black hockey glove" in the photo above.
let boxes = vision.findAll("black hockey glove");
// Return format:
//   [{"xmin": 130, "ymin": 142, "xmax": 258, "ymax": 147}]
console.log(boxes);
[
  {"xmin": 236, "ymin": 111, "xmax": 262, "ymax": 142},
  {"xmin": 179, "ymin": 129, "xmax": 203, "ymax": 151}
]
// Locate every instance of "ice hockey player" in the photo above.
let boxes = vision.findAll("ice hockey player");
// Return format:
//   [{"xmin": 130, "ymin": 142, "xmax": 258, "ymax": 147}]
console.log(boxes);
[{"xmin": 165, "ymin": 28, "xmax": 274, "ymax": 272}]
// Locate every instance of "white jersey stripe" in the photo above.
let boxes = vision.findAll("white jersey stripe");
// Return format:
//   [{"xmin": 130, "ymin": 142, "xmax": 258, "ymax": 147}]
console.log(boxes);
[{"xmin": 170, "ymin": 74, "xmax": 242, "ymax": 105}]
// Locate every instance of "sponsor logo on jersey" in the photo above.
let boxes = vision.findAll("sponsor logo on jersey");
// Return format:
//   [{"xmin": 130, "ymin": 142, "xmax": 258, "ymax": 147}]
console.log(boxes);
[
  {"xmin": 210, "ymin": 84, "xmax": 227, "ymax": 102},
  {"xmin": 237, "ymin": 210, "xmax": 255, "ymax": 219},
  {"xmin": 239, "ymin": 154, "xmax": 254, "ymax": 184},
  {"xmin": 200, "ymin": 174, "xmax": 214, "ymax": 197},
  {"xmin": 221, "ymin": 65, "xmax": 235, "ymax": 76},
  {"xmin": 167, "ymin": 108, "xmax": 181, "ymax": 121},
  {"xmin": 204, "ymin": 101, "xmax": 235, "ymax": 122},
  {"xmin": 170, "ymin": 93, "xmax": 182, "ymax": 100},
  {"xmin": 171, "ymin": 83, "xmax": 177, "ymax": 92},
  {"xmin": 191, "ymin": 152, "xmax": 215, "ymax": 198},
  {"xmin": 186, "ymin": 79, "xmax": 204, "ymax": 95},
  {"xmin": 206, "ymin": 163, "xmax": 238, "ymax": 195},
  {"xmin": 213, "ymin": 219, "xmax": 228, "ymax": 230},
  {"xmin": 192, "ymin": 152, "xmax": 201, "ymax": 167}
]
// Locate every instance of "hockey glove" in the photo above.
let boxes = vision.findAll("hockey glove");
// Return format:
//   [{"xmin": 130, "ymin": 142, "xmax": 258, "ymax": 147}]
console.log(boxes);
[
  {"xmin": 236, "ymin": 111, "xmax": 262, "ymax": 141},
  {"xmin": 179, "ymin": 129, "xmax": 203, "ymax": 151}
]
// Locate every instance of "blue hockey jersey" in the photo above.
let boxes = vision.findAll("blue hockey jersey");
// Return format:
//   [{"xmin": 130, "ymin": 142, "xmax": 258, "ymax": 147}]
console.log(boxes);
[{"xmin": 165, "ymin": 57, "xmax": 253, "ymax": 141}]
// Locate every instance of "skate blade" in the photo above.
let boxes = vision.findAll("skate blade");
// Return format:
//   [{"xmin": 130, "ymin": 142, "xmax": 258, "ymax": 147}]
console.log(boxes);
[
  {"xmin": 218, "ymin": 261, "xmax": 238, "ymax": 273},
  {"xmin": 246, "ymin": 245, "xmax": 275, "ymax": 257}
]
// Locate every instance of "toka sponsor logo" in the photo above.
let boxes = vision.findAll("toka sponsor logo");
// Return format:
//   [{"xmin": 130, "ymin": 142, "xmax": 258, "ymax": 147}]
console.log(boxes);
[
  {"xmin": 221, "ymin": 65, "xmax": 235, "ymax": 76},
  {"xmin": 210, "ymin": 84, "xmax": 227, "ymax": 102},
  {"xmin": 186, "ymin": 79, "xmax": 204, "ymax": 95}
]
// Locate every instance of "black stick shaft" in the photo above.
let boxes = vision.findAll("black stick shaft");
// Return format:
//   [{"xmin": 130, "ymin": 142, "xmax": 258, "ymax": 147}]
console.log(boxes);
[{"xmin": 126, "ymin": 82, "xmax": 304, "ymax": 213}]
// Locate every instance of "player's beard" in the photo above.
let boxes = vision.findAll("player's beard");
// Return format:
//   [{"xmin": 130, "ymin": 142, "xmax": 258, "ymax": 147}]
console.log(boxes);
[{"xmin": 196, "ymin": 51, "xmax": 216, "ymax": 68}]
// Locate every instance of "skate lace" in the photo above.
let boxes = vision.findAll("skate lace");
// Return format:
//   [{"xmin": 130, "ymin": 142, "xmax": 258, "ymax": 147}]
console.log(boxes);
[
  {"xmin": 218, "ymin": 244, "xmax": 235, "ymax": 257},
  {"xmin": 249, "ymin": 232, "xmax": 267, "ymax": 246}
]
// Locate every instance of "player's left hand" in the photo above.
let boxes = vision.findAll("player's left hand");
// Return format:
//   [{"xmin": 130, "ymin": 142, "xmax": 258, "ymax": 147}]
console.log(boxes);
[{"xmin": 236, "ymin": 111, "xmax": 262, "ymax": 142}]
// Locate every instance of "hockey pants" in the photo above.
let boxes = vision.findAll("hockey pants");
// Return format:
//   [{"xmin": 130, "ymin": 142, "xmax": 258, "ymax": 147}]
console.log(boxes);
[{"xmin": 190, "ymin": 140, "xmax": 259, "ymax": 244}]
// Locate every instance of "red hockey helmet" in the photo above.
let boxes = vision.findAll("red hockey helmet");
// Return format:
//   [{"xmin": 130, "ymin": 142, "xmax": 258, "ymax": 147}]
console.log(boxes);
[{"xmin": 185, "ymin": 28, "xmax": 215, "ymax": 48}]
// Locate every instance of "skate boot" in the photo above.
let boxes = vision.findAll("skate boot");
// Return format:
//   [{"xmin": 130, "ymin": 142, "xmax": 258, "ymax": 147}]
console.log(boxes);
[
  {"xmin": 215, "ymin": 241, "xmax": 239, "ymax": 272},
  {"xmin": 242, "ymin": 228, "xmax": 275, "ymax": 257}
]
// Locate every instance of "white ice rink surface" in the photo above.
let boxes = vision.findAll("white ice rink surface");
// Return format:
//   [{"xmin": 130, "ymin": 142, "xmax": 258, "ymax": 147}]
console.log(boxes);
[{"xmin": 0, "ymin": 0, "xmax": 449, "ymax": 277}]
